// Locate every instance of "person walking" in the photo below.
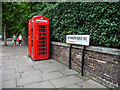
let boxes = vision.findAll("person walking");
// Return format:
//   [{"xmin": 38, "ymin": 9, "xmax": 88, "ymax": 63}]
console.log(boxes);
[
  {"xmin": 18, "ymin": 34, "xmax": 23, "ymax": 46},
  {"xmin": 12, "ymin": 34, "xmax": 17, "ymax": 46}
]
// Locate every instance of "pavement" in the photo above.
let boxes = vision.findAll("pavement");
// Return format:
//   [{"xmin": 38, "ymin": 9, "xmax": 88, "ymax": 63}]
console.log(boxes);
[{"xmin": 1, "ymin": 40, "xmax": 109, "ymax": 89}]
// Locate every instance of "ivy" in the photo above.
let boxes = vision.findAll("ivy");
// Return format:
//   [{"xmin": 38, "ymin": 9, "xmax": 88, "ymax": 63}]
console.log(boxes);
[{"xmin": 34, "ymin": 2, "xmax": 119, "ymax": 48}]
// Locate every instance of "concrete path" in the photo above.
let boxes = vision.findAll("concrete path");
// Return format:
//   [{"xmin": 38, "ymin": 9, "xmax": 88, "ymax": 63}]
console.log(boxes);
[{"xmin": 1, "ymin": 40, "xmax": 108, "ymax": 89}]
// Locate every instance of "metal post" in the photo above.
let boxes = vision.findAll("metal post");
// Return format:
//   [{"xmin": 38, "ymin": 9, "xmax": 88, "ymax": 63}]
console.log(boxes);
[
  {"xmin": 81, "ymin": 45, "xmax": 85, "ymax": 76},
  {"xmin": 69, "ymin": 44, "xmax": 72, "ymax": 69}
]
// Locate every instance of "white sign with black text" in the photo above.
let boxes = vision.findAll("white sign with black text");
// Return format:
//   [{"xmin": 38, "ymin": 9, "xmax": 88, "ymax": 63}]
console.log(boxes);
[{"xmin": 66, "ymin": 35, "xmax": 90, "ymax": 46}]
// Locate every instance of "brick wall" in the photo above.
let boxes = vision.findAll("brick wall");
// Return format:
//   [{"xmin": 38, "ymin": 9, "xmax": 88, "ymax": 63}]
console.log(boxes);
[{"xmin": 50, "ymin": 41, "xmax": 120, "ymax": 88}]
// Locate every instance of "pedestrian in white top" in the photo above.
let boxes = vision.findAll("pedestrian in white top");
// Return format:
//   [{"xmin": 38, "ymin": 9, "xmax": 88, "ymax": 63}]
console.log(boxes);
[{"xmin": 18, "ymin": 34, "xmax": 23, "ymax": 46}]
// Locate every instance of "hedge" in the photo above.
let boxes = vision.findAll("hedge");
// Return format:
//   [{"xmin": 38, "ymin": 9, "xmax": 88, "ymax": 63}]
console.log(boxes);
[{"xmin": 32, "ymin": 2, "xmax": 120, "ymax": 48}]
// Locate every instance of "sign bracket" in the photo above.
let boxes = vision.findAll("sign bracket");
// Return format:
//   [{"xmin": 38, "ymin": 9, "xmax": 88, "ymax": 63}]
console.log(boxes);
[
  {"xmin": 81, "ymin": 45, "xmax": 85, "ymax": 76},
  {"xmin": 66, "ymin": 35, "xmax": 90, "ymax": 76},
  {"xmin": 69, "ymin": 44, "xmax": 72, "ymax": 69}
]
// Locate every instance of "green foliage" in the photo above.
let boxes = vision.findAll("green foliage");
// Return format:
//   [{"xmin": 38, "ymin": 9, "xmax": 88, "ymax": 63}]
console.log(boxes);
[
  {"xmin": 2, "ymin": 2, "xmax": 33, "ymax": 37},
  {"xmin": 2, "ymin": 2, "xmax": 120, "ymax": 48},
  {"xmin": 31, "ymin": 2, "xmax": 119, "ymax": 48}
]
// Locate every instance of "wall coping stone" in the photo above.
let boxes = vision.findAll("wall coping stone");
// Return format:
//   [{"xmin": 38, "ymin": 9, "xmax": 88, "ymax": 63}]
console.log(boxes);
[
  {"xmin": 51, "ymin": 41, "xmax": 120, "ymax": 56},
  {"xmin": 51, "ymin": 41, "xmax": 70, "ymax": 47}
]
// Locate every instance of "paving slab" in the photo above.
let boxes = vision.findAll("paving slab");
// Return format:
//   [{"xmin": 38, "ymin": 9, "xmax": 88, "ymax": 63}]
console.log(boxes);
[
  {"xmin": 50, "ymin": 75, "xmax": 83, "ymax": 88},
  {"xmin": 23, "ymin": 83, "xmax": 40, "ymax": 88},
  {"xmin": 2, "ymin": 60, "xmax": 17, "ymax": 69},
  {"xmin": 17, "ymin": 86, "xmax": 24, "ymax": 88},
  {"xmin": 2, "ymin": 68, "xmax": 16, "ymax": 76},
  {"xmin": 0, "ymin": 82, "xmax": 2, "ymax": 90},
  {"xmin": 2, "ymin": 68, "xmax": 20, "ymax": 80},
  {"xmin": 2, "ymin": 56, "xmax": 8, "ymax": 60},
  {"xmin": 16, "ymin": 56, "xmax": 29, "ymax": 60},
  {"xmin": 33, "ymin": 61, "xmax": 52, "ymax": 70},
  {"xmin": 15, "ymin": 66, "xmax": 35, "ymax": 73},
  {"xmin": 24, "ymin": 80, "xmax": 55, "ymax": 88},
  {"xmin": 2, "ymin": 79, "xmax": 16, "ymax": 88},
  {"xmin": 39, "ymin": 65, "xmax": 60, "ymax": 74},
  {"xmin": 16, "ymin": 75, "xmax": 43, "ymax": 86},
  {"xmin": 33, "ymin": 59, "xmax": 52, "ymax": 65},
  {"xmin": 21, "ymin": 70, "xmax": 42, "ymax": 78},
  {"xmin": 33, "ymin": 59, "xmax": 67, "ymax": 71},
  {"xmin": 2, "ymin": 53, "xmax": 15, "ymax": 57},
  {"xmin": 41, "ymin": 71, "xmax": 64, "ymax": 80},
  {"xmin": 77, "ymin": 79, "xmax": 106, "ymax": 88},
  {"xmin": 2, "ymin": 60, "xmax": 17, "ymax": 65},
  {"xmin": 7, "ymin": 56, "xmax": 17, "ymax": 60},
  {"xmin": 0, "ymin": 67, "xmax": 2, "ymax": 82},
  {"xmin": 50, "ymin": 61, "xmax": 68, "ymax": 70},
  {"xmin": 2, "ymin": 72, "xmax": 16, "ymax": 81},
  {"xmin": 59, "ymin": 68, "xmax": 78, "ymax": 76},
  {"xmin": 17, "ymin": 61, "xmax": 34, "ymax": 68},
  {"xmin": 41, "ymin": 59, "xmax": 67, "ymax": 70},
  {"xmin": 62, "ymin": 84, "xmax": 81, "ymax": 88},
  {"xmin": 87, "ymin": 79, "xmax": 107, "ymax": 88}
]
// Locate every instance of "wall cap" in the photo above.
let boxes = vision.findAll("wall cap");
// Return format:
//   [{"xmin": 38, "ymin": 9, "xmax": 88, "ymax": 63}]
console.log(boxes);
[{"xmin": 50, "ymin": 41, "xmax": 120, "ymax": 56}]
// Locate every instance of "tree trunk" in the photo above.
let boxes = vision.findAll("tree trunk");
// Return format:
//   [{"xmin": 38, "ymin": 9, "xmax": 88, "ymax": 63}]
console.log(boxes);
[
  {"xmin": 2, "ymin": 31, "xmax": 4, "ymax": 41},
  {"xmin": 4, "ymin": 24, "xmax": 7, "ymax": 46}
]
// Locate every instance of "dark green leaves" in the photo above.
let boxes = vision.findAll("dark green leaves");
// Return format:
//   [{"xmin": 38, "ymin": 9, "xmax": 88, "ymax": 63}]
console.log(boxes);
[{"xmin": 40, "ymin": 2, "xmax": 119, "ymax": 48}]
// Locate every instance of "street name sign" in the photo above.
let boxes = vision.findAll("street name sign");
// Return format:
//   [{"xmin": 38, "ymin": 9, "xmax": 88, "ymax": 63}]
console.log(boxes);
[{"xmin": 66, "ymin": 35, "xmax": 90, "ymax": 46}]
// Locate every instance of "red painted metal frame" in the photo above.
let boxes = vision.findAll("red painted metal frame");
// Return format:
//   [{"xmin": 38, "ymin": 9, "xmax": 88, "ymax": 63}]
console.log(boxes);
[
  {"xmin": 28, "ymin": 19, "xmax": 31, "ymax": 56},
  {"xmin": 28, "ymin": 16, "xmax": 49, "ymax": 60}
]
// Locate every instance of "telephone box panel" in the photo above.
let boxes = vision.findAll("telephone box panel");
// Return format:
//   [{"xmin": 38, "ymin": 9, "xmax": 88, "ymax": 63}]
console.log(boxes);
[
  {"xmin": 28, "ymin": 19, "xmax": 31, "ymax": 56},
  {"xmin": 28, "ymin": 16, "xmax": 49, "ymax": 60}
]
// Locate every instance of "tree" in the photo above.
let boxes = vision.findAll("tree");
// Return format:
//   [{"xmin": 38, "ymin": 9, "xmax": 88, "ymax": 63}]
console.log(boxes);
[{"xmin": 2, "ymin": 2, "xmax": 33, "ymax": 45}]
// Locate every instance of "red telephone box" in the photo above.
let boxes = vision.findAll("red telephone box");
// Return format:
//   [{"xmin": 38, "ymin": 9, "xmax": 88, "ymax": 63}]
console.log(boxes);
[{"xmin": 28, "ymin": 16, "xmax": 49, "ymax": 60}]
